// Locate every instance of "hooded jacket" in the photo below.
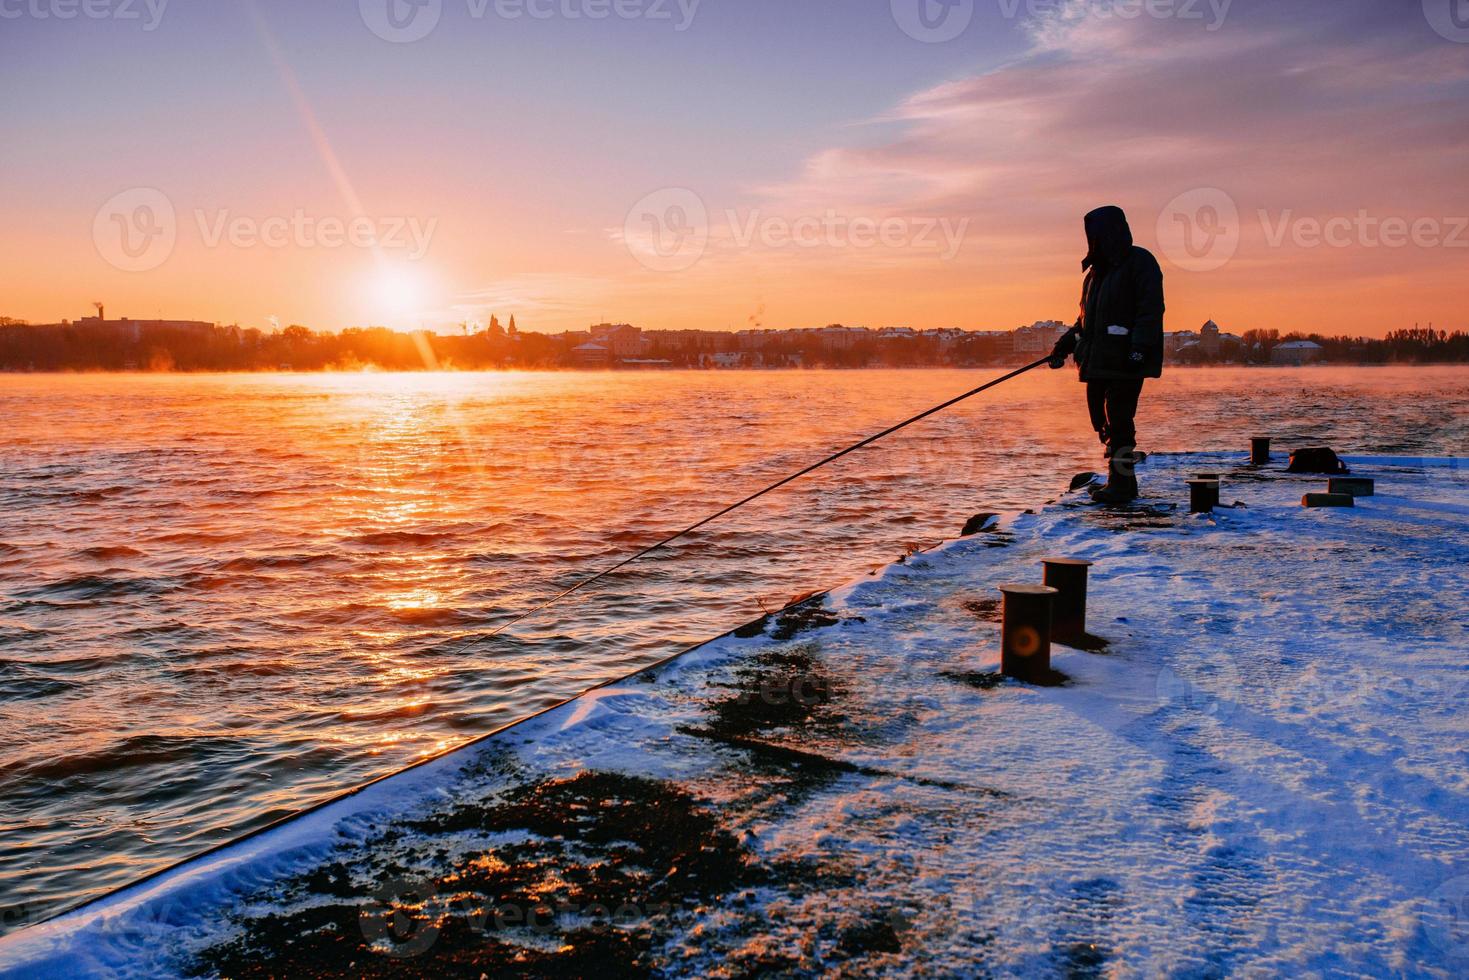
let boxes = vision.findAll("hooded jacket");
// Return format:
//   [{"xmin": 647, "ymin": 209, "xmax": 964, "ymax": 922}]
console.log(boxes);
[{"xmin": 1055, "ymin": 206, "xmax": 1166, "ymax": 381}]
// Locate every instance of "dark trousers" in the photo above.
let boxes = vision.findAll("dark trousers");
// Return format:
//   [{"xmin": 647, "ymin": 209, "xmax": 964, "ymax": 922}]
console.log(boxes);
[{"xmin": 1086, "ymin": 379, "xmax": 1143, "ymax": 453}]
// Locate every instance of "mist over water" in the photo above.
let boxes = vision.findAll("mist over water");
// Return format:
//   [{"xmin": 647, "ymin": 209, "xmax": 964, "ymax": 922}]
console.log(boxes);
[{"xmin": 1, "ymin": 366, "xmax": 1464, "ymax": 928}]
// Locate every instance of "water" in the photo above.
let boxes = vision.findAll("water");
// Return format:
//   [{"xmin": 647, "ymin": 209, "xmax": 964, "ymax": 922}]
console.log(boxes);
[{"xmin": 1, "ymin": 366, "xmax": 1464, "ymax": 930}]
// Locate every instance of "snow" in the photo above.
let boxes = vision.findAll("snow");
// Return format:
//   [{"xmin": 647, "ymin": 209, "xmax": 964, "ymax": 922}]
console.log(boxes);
[{"xmin": 2, "ymin": 452, "xmax": 1466, "ymax": 977}]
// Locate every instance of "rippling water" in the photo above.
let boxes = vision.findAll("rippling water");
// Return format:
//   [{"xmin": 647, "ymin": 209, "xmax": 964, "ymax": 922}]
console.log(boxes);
[{"xmin": 1, "ymin": 366, "xmax": 1465, "ymax": 930}]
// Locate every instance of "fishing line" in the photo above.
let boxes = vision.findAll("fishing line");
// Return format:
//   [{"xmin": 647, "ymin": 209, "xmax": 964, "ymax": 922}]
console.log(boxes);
[{"xmin": 487, "ymin": 357, "xmax": 1053, "ymax": 637}]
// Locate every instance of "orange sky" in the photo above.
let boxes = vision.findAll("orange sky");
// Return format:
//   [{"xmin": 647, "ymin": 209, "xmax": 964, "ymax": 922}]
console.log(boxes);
[{"xmin": 3, "ymin": 1, "xmax": 1466, "ymax": 338}]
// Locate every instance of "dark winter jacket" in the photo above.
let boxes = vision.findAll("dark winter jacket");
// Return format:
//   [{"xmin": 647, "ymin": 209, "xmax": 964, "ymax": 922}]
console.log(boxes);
[{"xmin": 1053, "ymin": 206, "xmax": 1166, "ymax": 382}]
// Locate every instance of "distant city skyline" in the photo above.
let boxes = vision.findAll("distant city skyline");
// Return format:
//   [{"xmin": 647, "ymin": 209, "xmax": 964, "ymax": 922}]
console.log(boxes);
[
  {"xmin": 7, "ymin": 313, "xmax": 1461, "ymax": 372},
  {"xmin": 4, "ymin": 1, "xmax": 1467, "ymax": 338}
]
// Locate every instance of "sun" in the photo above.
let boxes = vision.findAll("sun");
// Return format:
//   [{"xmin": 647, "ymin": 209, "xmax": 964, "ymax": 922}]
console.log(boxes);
[{"xmin": 368, "ymin": 264, "xmax": 430, "ymax": 318}]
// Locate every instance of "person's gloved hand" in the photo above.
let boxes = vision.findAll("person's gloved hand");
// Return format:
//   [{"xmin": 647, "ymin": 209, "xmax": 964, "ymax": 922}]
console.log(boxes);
[{"xmin": 1049, "ymin": 327, "xmax": 1079, "ymax": 369}]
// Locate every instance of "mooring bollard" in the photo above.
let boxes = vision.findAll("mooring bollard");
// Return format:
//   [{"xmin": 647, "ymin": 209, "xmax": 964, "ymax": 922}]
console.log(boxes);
[
  {"xmin": 1251, "ymin": 437, "xmax": 1271, "ymax": 466},
  {"xmin": 1041, "ymin": 558, "xmax": 1093, "ymax": 646},
  {"xmin": 998, "ymin": 584, "xmax": 1057, "ymax": 683},
  {"xmin": 1196, "ymin": 474, "xmax": 1223, "ymax": 507},
  {"xmin": 1303, "ymin": 492, "xmax": 1355, "ymax": 508},
  {"xmin": 1187, "ymin": 479, "xmax": 1219, "ymax": 514},
  {"xmin": 1329, "ymin": 477, "xmax": 1375, "ymax": 497}
]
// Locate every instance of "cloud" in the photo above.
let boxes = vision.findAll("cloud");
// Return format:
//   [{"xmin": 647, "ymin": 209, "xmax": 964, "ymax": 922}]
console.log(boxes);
[
  {"xmin": 715, "ymin": 0, "xmax": 1469, "ymax": 331},
  {"xmin": 436, "ymin": 274, "xmax": 625, "ymax": 329},
  {"xmin": 476, "ymin": 2, "xmax": 1469, "ymax": 334},
  {"xmin": 765, "ymin": 2, "xmax": 1469, "ymax": 260}
]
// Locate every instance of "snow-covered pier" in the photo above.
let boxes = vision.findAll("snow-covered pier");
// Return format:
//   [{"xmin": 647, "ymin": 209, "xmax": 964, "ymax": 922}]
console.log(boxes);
[{"xmin": 2, "ymin": 452, "xmax": 1466, "ymax": 977}]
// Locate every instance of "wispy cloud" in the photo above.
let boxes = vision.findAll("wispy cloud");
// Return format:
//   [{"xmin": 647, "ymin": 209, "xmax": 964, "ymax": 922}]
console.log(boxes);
[
  {"xmin": 708, "ymin": 0, "xmax": 1469, "ymax": 331},
  {"xmin": 435, "ymin": 274, "xmax": 625, "ymax": 329}
]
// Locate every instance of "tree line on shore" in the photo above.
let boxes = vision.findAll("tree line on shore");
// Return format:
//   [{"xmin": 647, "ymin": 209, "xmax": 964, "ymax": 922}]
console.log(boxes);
[
  {"xmin": 0, "ymin": 318, "xmax": 1464, "ymax": 371},
  {"xmin": 1185, "ymin": 327, "xmax": 1468, "ymax": 365}
]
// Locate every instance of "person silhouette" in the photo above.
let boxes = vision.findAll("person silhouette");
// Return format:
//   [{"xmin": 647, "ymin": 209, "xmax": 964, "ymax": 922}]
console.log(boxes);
[{"xmin": 1048, "ymin": 205, "xmax": 1166, "ymax": 504}]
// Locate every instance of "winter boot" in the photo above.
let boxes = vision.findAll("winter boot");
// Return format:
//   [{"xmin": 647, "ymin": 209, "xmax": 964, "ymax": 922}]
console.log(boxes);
[{"xmin": 1090, "ymin": 446, "xmax": 1139, "ymax": 504}]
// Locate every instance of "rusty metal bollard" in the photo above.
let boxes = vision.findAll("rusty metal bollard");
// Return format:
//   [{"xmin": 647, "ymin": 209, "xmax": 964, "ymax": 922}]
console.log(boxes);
[
  {"xmin": 1329, "ymin": 477, "xmax": 1374, "ymax": 497},
  {"xmin": 1041, "ymin": 558, "xmax": 1093, "ymax": 647},
  {"xmin": 1195, "ymin": 474, "xmax": 1223, "ymax": 508},
  {"xmin": 1303, "ymin": 492, "xmax": 1354, "ymax": 508},
  {"xmin": 1187, "ymin": 479, "xmax": 1219, "ymax": 514},
  {"xmin": 998, "ymin": 584, "xmax": 1057, "ymax": 683}
]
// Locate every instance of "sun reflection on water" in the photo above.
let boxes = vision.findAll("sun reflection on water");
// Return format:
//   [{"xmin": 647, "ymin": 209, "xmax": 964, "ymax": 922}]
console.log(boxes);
[{"xmin": 384, "ymin": 589, "xmax": 443, "ymax": 611}]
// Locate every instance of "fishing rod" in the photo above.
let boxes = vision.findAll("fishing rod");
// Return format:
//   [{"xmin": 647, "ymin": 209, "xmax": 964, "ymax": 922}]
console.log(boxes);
[
  {"xmin": 22, "ymin": 362, "xmax": 1048, "ymax": 931},
  {"xmin": 488, "ymin": 356, "xmax": 1053, "ymax": 638}
]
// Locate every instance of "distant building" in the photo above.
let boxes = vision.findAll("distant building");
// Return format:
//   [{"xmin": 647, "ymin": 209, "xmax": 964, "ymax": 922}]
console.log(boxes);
[
  {"xmin": 589, "ymin": 323, "xmax": 646, "ymax": 359},
  {"xmin": 736, "ymin": 329, "xmax": 770, "ymax": 351},
  {"xmin": 572, "ymin": 342, "xmax": 609, "ymax": 366},
  {"xmin": 920, "ymin": 328, "xmax": 965, "ymax": 351},
  {"xmin": 657, "ymin": 329, "xmax": 723, "ymax": 353},
  {"xmin": 1201, "ymin": 320, "xmax": 1221, "ymax": 357},
  {"xmin": 1012, "ymin": 320, "xmax": 1067, "ymax": 355},
  {"xmin": 1272, "ymin": 340, "xmax": 1324, "ymax": 365},
  {"xmin": 817, "ymin": 325, "xmax": 865, "ymax": 351},
  {"xmin": 1165, "ymin": 330, "xmax": 1199, "ymax": 354}
]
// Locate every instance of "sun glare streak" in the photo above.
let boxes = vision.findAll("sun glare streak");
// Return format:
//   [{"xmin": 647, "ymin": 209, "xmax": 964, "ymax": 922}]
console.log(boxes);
[
  {"xmin": 248, "ymin": 0, "xmax": 441, "ymax": 326},
  {"xmin": 245, "ymin": 2, "xmax": 369, "ymax": 231}
]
